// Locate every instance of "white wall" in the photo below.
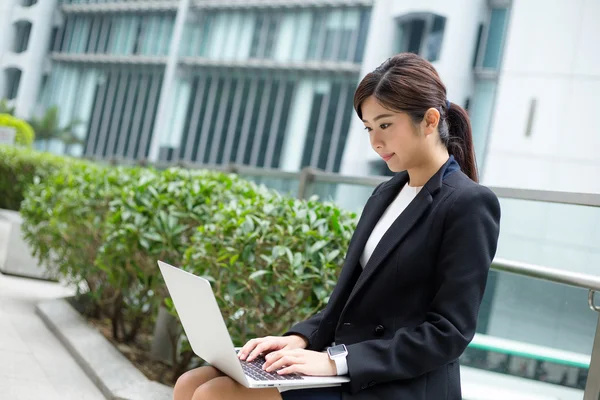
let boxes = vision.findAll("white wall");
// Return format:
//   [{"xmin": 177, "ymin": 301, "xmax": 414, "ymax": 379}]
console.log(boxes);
[
  {"xmin": 339, "ymin": 0, "xmax": 486, "ymax": 176},
  {"xmin": 482, "ymin": 0, "xmax": 600, "ymax": 193},
  {"xmin": 0, "ymin": 0, "xmax": 58, "ymax": 119},
  {"xmin": 481, "ymin": 0, "xmax": 600, "ymax": 355},
  {"xmin": 0, "ymin": 0, "xmax": 19, "ymax": 99}
]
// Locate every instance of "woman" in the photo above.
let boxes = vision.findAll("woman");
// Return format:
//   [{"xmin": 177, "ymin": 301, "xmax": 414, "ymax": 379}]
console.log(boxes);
[{"xmin": 173, "ymin": 52, "xmax": 501, "ymax": 400}]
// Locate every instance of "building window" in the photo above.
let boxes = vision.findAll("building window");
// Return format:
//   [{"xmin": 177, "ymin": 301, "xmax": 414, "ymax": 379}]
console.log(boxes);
[
  {"xmin": 13, "ymin": 21, "xmax": 32, "ymax": 53},
  {"xmin": 396, "ymin": 13, "xmax": 446, "ymax": 62},
  {"xmin": 474, "ymin": 6, "xmax": 510, "ymax": 71},
  {"xmin": 250, "ymin": 14, "xmax": 279, "ymax": 59},
  {"xmin": 5, "ymin": 68, "xmax": 22, "ymax": 100},
  {"xmin": 482, "ymin": 8, "xmax": 509, "ymax": 69}
]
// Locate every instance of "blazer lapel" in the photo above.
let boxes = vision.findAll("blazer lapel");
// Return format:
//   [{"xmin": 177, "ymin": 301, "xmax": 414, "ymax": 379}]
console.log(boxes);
[
  {"xmin": 342, "ymin": 172, "xmax": 409, "ymax": 276},
  {"xmin": 323, "ymin": 172, "xmax": 409, "ymax": 316},
  {"xmin": 340, "ymin": 156, "xmax": 457, "ymax": 316}
]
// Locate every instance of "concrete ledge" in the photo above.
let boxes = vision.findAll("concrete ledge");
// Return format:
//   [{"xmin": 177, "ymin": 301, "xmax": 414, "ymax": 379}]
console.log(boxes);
[{"xmin": 36, "ymin": 298, "xmax": 173, "ymax": 400}]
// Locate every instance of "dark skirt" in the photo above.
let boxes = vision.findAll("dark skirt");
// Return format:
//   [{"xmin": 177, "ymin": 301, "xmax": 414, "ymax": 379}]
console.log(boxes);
[{"xmin": 280, "ymin": 386, "xmax": 342, "ymax": 399}]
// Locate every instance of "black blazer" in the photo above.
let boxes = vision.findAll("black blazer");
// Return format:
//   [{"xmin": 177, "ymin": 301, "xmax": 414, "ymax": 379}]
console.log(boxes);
[{"xmin": 285, "ymin": 157, "xmax": 501, "ymax": 400}]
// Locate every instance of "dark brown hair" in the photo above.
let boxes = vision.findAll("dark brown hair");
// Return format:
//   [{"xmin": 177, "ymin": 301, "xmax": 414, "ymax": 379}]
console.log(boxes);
[{"xmin": 354, "ymin": 53, "xmax": 478, "ymax": 182}]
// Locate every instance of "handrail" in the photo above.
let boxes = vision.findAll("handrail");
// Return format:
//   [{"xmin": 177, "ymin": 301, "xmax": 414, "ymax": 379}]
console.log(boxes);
[
  {"xmin": 110, "ymin": 159, "xmax": 600, "ymax": 208},
  {"xmin": 489, "ymin": 187, "xmax": 600, "ymax": 208},
  {"xmin": 492, "ymin": 258, "xmax": 600, "ymax": 292}
]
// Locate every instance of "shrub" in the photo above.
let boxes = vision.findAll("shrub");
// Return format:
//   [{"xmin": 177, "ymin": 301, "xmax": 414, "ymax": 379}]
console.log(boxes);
[
  {"xmin": 16, "ymin": 147, "xmax": 359, "ymax": 382},
  {"xmin": 0, "ymin": 113, "xmax": 35, "ymax": 146},
  {"xmin": 180, "ymin": 189, "xmax": 357, "ymax": 347},
  {"xmin": 0, "ymin": 145, "xmax": 82, "ymax": 210}
]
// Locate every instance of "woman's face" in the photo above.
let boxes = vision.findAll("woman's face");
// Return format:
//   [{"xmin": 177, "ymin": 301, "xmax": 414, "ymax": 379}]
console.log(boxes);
[{"xmin": 361, "ymin": 95, "xmax": 427, "ymax": 173}]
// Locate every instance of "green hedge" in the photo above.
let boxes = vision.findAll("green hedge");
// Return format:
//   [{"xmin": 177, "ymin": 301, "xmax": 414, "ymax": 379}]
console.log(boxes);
[
  {"xmin": 0, "ymin": 114, "xmax": 35, "ymax": 147},
  {"xmin": 12, "ymin": 147, "xmax": 358, "ymax": 380},
  {"xmin": 0, "ymin": 145, "xmax": 86, "ymax": 210}
]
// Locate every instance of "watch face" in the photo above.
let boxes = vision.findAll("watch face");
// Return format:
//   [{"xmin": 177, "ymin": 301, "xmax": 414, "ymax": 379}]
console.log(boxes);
[{"xmin": 328, "ymin": 345, "xmax": 347, "ymax": 357}]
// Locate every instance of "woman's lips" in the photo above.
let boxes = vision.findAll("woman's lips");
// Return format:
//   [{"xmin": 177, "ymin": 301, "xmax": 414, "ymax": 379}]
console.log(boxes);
[{"xmin": 381, "ymin": 153, "xmax": 394, "ymax": 162}]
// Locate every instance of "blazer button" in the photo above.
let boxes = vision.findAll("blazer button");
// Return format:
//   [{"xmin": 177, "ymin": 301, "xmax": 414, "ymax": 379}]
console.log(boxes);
[{"xmin": 374, "ymin": 325, "xmax": 385, "ymax": 337}]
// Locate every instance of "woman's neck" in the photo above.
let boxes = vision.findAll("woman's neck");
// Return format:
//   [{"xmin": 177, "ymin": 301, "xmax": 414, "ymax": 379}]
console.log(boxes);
[{"xmin": 407, "ymin": 149, "xmax": 450, "ymax": 187}]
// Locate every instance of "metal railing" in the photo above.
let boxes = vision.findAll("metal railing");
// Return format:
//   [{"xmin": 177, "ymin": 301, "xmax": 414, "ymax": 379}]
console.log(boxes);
[{"xmin": 104, "ymin": 159, "xmax": 600, "ymax": 397}]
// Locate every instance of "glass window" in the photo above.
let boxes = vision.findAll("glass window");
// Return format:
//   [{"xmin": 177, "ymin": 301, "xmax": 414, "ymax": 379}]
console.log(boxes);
[
  {"xmin": 5, "ymin": 68, "xmax": 22, "ymax": 100},
  {"xmin": 49, "ymin": 27, "xmax": 59, "ymax": 52},
  {"xmin": 353, "ymin": 8, "xmax": 371, "ymax": 63},
  {"xmin": 396, "ymin": 13, "xmax": 446, "ymax": 62},
  {"xmin": 472, "ymin": 23, "xmax": 484, "ymax": 68},
  {"xmin": 249, "ymin": 14, "xmax": 271, "ymax": 58},
  {"xmin": 13, "ymin": 21, "xmax": 32, "ymax": 53},
  {"xmin": 482, "ymin": 8, "xmax": 509, "ymax": 69},
  {"xmin": 425, "ymin": 15, "xmax": 445, "ymax": 62},
  {"xmin": 469, "ymin": 79, "xmax": 497, "ymax": 166}
]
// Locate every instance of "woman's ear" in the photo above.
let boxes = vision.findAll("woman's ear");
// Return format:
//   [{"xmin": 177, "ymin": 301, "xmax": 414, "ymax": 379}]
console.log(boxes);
[{"xmin": 422, "ymin": 108, "xmax": 440, "ymax": 136}]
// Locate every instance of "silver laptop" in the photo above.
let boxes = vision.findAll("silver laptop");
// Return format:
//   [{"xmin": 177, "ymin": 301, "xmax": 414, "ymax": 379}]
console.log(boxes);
[{"xmin": 158, "ymin": 260, "xmax": 350, "ymax": 389}]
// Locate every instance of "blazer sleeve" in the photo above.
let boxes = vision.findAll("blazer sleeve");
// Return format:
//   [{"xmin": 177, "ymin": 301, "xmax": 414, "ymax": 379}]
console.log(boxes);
[
  {"xmin": 283, "ymin": 309, "xmax": 326, "ymax": 349},
  {"xmin": 284, "ymin": 181, "xmax": 388, "ymax": 349},
  {"xmin": 345, "ymin": 185, "xmax": 501, "ymax": 393}
]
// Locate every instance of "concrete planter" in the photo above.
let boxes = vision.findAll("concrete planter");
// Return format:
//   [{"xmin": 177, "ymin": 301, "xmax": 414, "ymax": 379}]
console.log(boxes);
[
  {"xmin": 150, "ymin": 305, "xmax": 180, "ymax": 366},
  {"xmin": 0, "ymin": 209, "xmax": 53, "ymax": 280},
  {"xmin": 37, "ymin": 298, "xmax": 173, "ymax": 400}
]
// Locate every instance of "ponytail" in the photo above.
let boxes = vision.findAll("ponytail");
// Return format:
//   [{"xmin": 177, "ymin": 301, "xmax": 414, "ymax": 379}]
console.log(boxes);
[{"xmin": 445, "ymin": 102, "xmax": 478, "ymax": 182}]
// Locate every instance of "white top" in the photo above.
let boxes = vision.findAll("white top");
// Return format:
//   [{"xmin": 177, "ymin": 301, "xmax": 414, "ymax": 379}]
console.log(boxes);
[{"xmin": 360, "ymin": 182, "xmax": 422, "ymax": 268}]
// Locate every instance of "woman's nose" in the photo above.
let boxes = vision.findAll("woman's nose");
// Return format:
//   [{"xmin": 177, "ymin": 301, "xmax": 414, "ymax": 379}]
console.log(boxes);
[{"xmin": 370, "ymin": 132, "xmax": 383, "ymax": 148}]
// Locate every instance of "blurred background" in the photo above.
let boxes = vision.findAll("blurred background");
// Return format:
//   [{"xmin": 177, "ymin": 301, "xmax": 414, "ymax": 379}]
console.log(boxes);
[{"xmin": 1, "ymin": 0, "xmax": 599, "ymax": 399}]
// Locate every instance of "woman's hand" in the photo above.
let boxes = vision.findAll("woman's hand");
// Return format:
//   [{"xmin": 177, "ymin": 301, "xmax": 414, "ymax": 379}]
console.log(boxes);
[
  {"xmin": 263, "ymin": 349, "xmax": 337, "ymax": 377},
  {"xmin": 238, "ymin": 335, "xmax": 308, "ymax": 362}
]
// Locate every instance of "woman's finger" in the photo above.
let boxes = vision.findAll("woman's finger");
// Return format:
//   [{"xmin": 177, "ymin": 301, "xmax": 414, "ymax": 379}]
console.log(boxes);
[
  {"xmin": 262, "ymin": 349, "xmax": 284, "ymax": 369},
  {"xmin": 239, "ymin": 338, "xmax": 262, "ymax": 360},
  {"xmin": 247, "ymin": 339, "xmax": 276, "ymax": 362},
  {"xmin": 263, "ymin": 349, "xmax": 294, "ymax": 369},
  {"xmin": 277, "ymin": 364, "xmax": 301, "ymax": 375},
  {"xmin": 265, "ymin": 355, "xmax": 302, "ymax": 372}
]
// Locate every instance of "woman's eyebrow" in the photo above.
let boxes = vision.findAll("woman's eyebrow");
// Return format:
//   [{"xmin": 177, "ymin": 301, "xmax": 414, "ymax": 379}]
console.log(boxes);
[{"xmin": 362, "ymin": 114, "xmax": 394, "ymax": 123}]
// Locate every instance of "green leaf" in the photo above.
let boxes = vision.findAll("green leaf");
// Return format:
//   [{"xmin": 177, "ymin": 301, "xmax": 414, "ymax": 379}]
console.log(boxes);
[
  {"xmin": 143, "ymin": 232, "xmax": 163, "ymax": 242},
  {"xmin": 249, "ymin": 270, "xmax": 271, "ymax": 280},
  {"xmin": 309, "ymin": 240, "xmax": 328, "ymax": 254},
  {"xmin": 264, "ymin": 296, "xmax": 276, "ymax": 308},
  {"xmin": 326, "ymin": 249, "xmax": 340, "ymax": 262}
]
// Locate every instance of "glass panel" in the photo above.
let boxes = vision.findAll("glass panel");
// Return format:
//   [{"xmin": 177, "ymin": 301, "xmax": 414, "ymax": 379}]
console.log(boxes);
[
  {"xmin": 5, "ymin": 68, "xmax": 22, "ymax": 100},
  {"xmin": 353, "ymin": 8, "xmax": 371, "ymax": 63},
  {"xmin": 300, "ymin": 91, "xmax": 324, "ymax": 168},
  {"xmin": 305, "ymin": 182, "xmax": 376, "ymax": 214},
  {"xmin": 238, "ymin": 175, "xmax": 300, "ymax": 198},
  {"xmin": 406, "ymin": 19, "xmax": 425, "ymax": 54},
  {"xmin": 472, "ymin": 23, "xmax": 484, "ymax": 68},
  {"xmin": 482, "ymin": 8, "xmax": 508, "ymax": 69},
  {"xmin": 462, "ymin": 271, "xmax": 591, "ymax": 396},
  {"xmin": 469, "ymin": 79, "xmax": 497, "ymax": 167},
  {"xmin": 13, "ymin": 21, "xmax": 32, "ymax": 53},
  {"xmin": 425, "ymin": 15, "xmax": 445, "ymax": 62}
]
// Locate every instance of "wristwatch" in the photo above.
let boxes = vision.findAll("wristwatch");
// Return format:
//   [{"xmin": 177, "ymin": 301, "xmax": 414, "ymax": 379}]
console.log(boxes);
[{"xmin": 327, "ymin": 344, "xmax": 348, "ymax": 375}]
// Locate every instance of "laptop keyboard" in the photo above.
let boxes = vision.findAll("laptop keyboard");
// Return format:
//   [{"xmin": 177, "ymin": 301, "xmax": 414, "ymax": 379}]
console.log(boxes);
[{"xmin": 240, "ymin": 356, "xmax": 304, "ymax": 381}]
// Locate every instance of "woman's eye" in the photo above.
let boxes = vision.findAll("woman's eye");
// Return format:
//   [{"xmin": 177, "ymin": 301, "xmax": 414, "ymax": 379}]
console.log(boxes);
[
  {"xmin": 380, "ymin": 123, "xmax": 391, "ymax": 130},
  {"xmin": 364, "ymin": 127, "xmax": 372, "ymax": 132}
]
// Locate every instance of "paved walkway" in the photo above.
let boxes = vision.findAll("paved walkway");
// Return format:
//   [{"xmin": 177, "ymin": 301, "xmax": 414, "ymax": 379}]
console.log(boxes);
[{"xmin": 0, "ymin": 271, "xmax": 104, "ymax": 400}]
